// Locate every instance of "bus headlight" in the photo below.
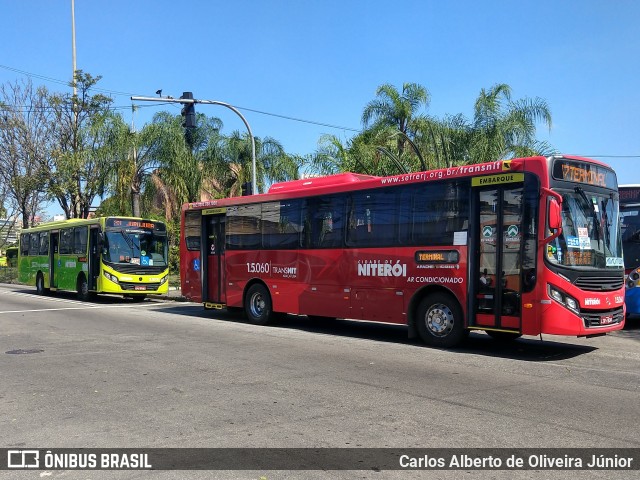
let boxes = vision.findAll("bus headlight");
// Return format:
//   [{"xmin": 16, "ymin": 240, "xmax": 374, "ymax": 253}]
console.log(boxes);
[
  {"xmin": 626, "ymin": 269, "xmax": 640, "ymax": 289},
  {"xmin": 565, "ymin": 297, "xmax": 578, "ymax": 310},
  {"xmin": 160, "ymin": 275, "xmax": 168, "ymax": 285},
  {"xmin": 103, "ymin": 271, "xmax": 118, "ymax": 284},
  {"xmin": 548, "ymin": 284, "xmax": 580, "ymax": 313},
  {"xmin": 549, "ymin": 287, "xmax": 563, "ymax": 303}
]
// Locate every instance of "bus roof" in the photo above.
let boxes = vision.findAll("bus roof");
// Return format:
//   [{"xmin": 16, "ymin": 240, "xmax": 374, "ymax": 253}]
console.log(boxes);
[
  {"xmin": 268, "ymin": 172, "xmax": 379, "ymax": 194},
  {"xmin": 182, "ymin": 155, "xmax": 616, "ymax": 212},
  {"xmin": 19, "ymin": 216, "xmax": 160, "ymax": 233}
]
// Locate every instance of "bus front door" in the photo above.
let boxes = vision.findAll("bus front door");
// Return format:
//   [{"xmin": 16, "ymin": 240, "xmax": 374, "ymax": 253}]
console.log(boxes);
[
  {"xmin": 471, "ymin": 185, "xmax": 524, "ymax": 333},
  {"xmin": 89, "ymin": 227, "xmax": 100, "ymax": 290},
  {"xmin": 49, "ymin": 231, "xmax": 58, "ymax": 289},
  {"xmin": 204, "ymin": 215, "xmax": 226, "ymax": 306}
]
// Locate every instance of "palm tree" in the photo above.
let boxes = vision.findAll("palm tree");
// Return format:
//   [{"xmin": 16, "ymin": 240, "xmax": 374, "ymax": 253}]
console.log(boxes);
[
  {"xmin": 412, "ymin": 114, "xmax": 470, "ymax": 169},
  {"xmin": 467, "ymin": 83, "xmax": 554, "ymax": 163},
  {"xmin": 361, "ymin": 83, "xmax": 430, "ymax": 156},
  {"xmin": 205, "ymin": 131, "xmax": 300, "ymax": 197}
]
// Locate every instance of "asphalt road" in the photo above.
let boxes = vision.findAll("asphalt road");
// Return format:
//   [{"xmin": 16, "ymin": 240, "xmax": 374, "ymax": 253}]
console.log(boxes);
[{"xmin": 1, "ymin": 283, "xmax": 639, "ymax": 480}]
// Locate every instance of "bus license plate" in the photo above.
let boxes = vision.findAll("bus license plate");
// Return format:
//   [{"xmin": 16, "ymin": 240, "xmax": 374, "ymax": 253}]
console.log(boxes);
[
  {"xmin": 600, "ymin": 315, "xmax": 614, "ymax": 325},
  {"xmin": 135, "ymin": 285, "xmax": 146, "ymax": 291}
]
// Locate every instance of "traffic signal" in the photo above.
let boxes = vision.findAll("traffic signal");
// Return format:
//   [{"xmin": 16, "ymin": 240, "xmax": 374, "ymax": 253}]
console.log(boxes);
[
  {"xmin": 180, "ymin": 91, "xmax": 196, "ymax": 129},
  {"xmin": 241, "ymin": 182, "xmax": 253, "ymax": 196}
]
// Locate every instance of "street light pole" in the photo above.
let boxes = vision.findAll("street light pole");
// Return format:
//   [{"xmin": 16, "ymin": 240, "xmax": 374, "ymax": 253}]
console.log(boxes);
[
  {"xmin": 131, "ymin": 95, "xmax": 258, "ymax": 195},
  {"xmin": 71, "ymin": 0, "xmax": 77, "ymax": 97}
]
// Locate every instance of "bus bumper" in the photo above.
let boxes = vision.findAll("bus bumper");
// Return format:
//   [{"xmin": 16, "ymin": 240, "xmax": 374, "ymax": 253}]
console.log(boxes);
[{"xmin": 539, "ymin": 300, "xmax": 625, "ymax": 336}]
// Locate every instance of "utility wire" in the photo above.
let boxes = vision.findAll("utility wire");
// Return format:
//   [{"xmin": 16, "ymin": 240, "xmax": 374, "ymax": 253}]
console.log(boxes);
[
  {"xmin": 2, "ymin": 64, "xmax": 639, "ymax": 156},
  {"xmin": 0, "ymin": 63, "xmax": 361, "ymax": 132}
]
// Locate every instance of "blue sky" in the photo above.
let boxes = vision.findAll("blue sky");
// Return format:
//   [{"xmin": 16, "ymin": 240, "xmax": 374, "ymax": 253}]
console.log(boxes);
[{"xmin": 1, "ymin": 0, "xmax": 639, "ymax": 215}]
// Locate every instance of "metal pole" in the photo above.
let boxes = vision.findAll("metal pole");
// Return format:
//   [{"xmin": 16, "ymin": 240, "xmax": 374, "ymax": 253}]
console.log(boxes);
[
  {"xmin": 71, "ymin": 0, "xmax": 77, "ymax": 97},
  {"xmin": 131, "ymin": 96, "xmax": 257, "ymax": 195}
]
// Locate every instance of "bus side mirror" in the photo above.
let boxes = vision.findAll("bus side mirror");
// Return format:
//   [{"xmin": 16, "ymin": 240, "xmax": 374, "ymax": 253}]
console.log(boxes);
[
  {"xmin": 542, "ymin": 188, "xmax": 563, "ymax": 244},
  {"xmin": 548, "ymin": 198, "xmax": 561, "ymax": 230}
]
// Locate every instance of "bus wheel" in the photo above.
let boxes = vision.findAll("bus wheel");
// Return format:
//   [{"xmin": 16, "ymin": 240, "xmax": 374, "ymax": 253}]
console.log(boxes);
[
  {"xmin": 244, "ymin": 284, "xmax": 274, "ymax": 325},
  {"xmin": 77, "ymin": 274, "xmax": 91, "ymax": 301},
  {"xmin": 36, "ymin": 273, "xmax": 46, "ymax": 295},
  {"xmin": 486, "ymin": 330, "xmax": 522, "ymax": 342},
  {"xmin": 416, "ymin": 293, "xmax": 466, "ymax": 348}
]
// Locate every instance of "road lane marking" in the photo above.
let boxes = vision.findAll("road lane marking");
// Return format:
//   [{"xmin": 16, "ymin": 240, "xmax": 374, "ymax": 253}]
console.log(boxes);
[
  {"xmin": 0, "ymin": 303, "xmax": 162, "ymax": 314},
  {"xmin": 1, "ymin": 289, "xmax": 93, "ymax": 305}
]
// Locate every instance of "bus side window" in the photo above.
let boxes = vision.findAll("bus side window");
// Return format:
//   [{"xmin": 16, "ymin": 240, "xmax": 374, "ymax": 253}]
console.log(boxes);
[
  {"xmin": 261, "ymin": 200, "xmax": 305, "ymax": 249},
  {"xmin": 29, "ymin": 233, "xmax": 39, "ymax": 256},
  {"xmin": 184, "ymin": 211, "xmax": 202, "ymax": 251},
  {"xmin": 59, "ymin": 229, "xmax": 73, "ymax": 254},
  {"xmin": 39, "ymin": 232, "xmax": 49, "ymax": 255},
  {"xmin": 20, "ymin": 233, "xmax": 30, "ymax": 256},
  {"xmin": 227, "ymin": 204, "xmax": 261, "ymax": 249},
  {"xmin": 347, "ymin": 189, "xmax": 397, "ymax": 247},
  {"xmin": 74, "ymin": 227, "xmax": 88, "ymax": 254},
  {"xmin": 401, "ymin": 181, "xmax": 469, "ymax": 246},
  {"xmin": 308, "ymin": 195, "xmax": 345, "ymax": 248}
]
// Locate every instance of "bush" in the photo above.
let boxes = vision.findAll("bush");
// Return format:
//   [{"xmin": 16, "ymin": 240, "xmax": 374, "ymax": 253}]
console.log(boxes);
[{"xmin": 0, "ymin": 266, "xmax": 18, "ymax": 284}]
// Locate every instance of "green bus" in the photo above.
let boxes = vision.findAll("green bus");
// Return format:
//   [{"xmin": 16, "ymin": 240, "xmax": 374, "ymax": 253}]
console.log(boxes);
[
  {"xmin": 18, "ymin": 217, "xmax": 169, "ymax": 300},
  {"xmin": 0, "ymin": 246, "xmax": 18, "ymax": 267}
]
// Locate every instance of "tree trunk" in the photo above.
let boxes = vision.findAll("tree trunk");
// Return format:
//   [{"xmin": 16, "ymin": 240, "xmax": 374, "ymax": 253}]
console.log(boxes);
[{"xmin": 131, "ymin": 178, "xmax": 141, "ymax": 217}]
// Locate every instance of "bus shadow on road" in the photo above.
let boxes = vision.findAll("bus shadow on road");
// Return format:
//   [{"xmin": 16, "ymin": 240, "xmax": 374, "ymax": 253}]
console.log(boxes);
[
  {"xmin": 18, "ymin": 288, "xmax": 170, "ymax": 305},
  {"xmin": 455, "ymin": 333, "xmax": 598, "ymax": 361},
  {"xmin": 154, "ymin": 305, "xmax": 599, "ymax": 362},
  {"xmin": 616, "ymin": 316, "xmax": 640, "ymax": 341}
]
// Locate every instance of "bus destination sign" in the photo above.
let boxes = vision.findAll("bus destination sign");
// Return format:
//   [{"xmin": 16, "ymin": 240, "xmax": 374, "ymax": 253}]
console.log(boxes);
[
  {"xmin": 415, "ymin": 250, "xmax": 459, "ymax": 264},
  {"xmin": 552, "ymin": 159, "xmax": 617, "ymax": 189},
  {"xmin": 106, "ymin": 218, "xmax": 165, "ymax": 231},
  {"xmin": 619, "ymin": 187, "xmax": 640, "ymax": 202}
]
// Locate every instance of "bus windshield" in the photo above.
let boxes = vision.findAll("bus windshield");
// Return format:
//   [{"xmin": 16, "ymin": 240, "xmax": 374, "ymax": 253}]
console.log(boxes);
[
  {"xmin": 104, "ymin": 229, "xmax": 168, "ymax": 266},
  {"xmin": 548, "ymin": 188, "xmax": 622, "ymax": 269},
  {"xmin": 621, "ymin": 203, "xmax": 640, "ymax": 270}
]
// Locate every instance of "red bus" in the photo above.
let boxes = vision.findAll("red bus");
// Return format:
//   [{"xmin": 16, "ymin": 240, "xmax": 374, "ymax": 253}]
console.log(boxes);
[{"xmin": 180, "ymin": 155, "xmax": 625, "ymax": 347}]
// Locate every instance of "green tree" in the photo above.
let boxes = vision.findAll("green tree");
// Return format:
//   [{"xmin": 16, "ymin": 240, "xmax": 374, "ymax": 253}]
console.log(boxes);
[
  {"xmin": 48, "ymin": 71, "xmax": 129, "ymax": 219},
  {"xmin": 146, "ymin": 111, "xmax": 224, "ymax": 219},
  {"xmin": 206, "ymin": 131, "xmax": 300, "ymax": 197},
  {"xmin": 361, "ymin": 82, "xmax": 430, "ymax": 157},
  {"xmin": 355, "ymin": 82, "xmax": 554, "ymax": 174},
  {"xmin": 466, "ymin": 83, "xmax": 554, "ymax": 163}
]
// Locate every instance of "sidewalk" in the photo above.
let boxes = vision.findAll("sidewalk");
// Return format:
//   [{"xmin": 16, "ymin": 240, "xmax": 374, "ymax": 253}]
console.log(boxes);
[{"xmin": 163, "ymin": 285, "xmax": 186, "ymax": 301}]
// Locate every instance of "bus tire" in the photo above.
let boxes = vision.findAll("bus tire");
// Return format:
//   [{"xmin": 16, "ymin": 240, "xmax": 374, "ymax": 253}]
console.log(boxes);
[
  {"xmin": 76, "ymin": 274, "xmax": 92, "ymax": 301},
  {"xmin": 36, "ymin": 273, "xmax": 46, "ymax": 295},
  {"xmin": 486, "ymin": 330, "xmax": 522, "ymax": 342},
  {"xmin": 244, "ymin": 284, "xmax": 274, "ymax": 325},
  {"xmin": 416, "ymin": 292, "xmax": 466, "ymax": 348}
]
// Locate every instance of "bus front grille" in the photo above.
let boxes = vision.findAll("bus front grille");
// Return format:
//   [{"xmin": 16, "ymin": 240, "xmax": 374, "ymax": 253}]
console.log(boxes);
[
  {"xmin": 120, "ymin": 282, "xmax": 161, "ymax": 291},
  {"xmin": 581, "ymin": 307, "xmax": 624, "ymax": 328},
  {"xmin": 105, "ymin": 262, "xmax": 167, "ymax": 275},
  {"xmin": 575, "ymin": 276, "xmax": 624, "ymax": 291}
]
